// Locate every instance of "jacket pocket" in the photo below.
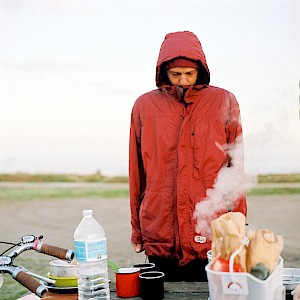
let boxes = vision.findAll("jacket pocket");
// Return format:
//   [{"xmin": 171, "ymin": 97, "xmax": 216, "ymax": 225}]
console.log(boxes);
[
  {"xmin": 192, "ymin": 117, "xmax": 227, "ymax": 180},
  {"xmin": 139, "ymin": 186, "xmax": 173, "ymax": 244}
]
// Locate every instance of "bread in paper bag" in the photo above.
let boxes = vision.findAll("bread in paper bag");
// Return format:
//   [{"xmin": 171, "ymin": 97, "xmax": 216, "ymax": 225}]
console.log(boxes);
[
  {"xmin": 211, "ymin": 212, "xmax": 247, "ymax": 272},
  {"xmin": 246, "ymin": 229, "xmax": 284, "ymax": 275}
]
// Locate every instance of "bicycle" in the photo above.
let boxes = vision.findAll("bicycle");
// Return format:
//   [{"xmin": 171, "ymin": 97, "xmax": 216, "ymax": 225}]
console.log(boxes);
[{"xmin": 0, "ymin": 234, "xmax": 74, "ymax": 298}]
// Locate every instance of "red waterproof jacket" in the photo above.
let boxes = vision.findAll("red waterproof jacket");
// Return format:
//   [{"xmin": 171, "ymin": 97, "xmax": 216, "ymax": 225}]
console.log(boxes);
[{"xmin": 129, "ymin": 31, "xmax": 247, "ymax": 265}]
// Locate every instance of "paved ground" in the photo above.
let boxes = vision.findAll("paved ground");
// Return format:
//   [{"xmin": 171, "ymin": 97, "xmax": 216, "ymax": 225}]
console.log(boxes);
[{"xmin": 0, "ymin": 182, "xmax": 299, "ymax": 281}]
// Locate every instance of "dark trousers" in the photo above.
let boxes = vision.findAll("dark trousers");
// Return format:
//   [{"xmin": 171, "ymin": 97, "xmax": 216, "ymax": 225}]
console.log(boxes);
[{"xmin": 148, "ymin": 256, "xmax": 208, "ymax": 282}]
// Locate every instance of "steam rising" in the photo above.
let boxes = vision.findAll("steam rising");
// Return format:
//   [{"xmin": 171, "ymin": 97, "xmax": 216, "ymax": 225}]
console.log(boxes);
[{"xmin": 193, "ymin": 135, "xmax": 246, "ymax": 241}]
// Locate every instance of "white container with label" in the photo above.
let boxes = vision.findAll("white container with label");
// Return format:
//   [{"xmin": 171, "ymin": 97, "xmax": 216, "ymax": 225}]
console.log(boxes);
[{"xmin": 74, "ymin": 210, "xmax": 110, "ymax": 300}]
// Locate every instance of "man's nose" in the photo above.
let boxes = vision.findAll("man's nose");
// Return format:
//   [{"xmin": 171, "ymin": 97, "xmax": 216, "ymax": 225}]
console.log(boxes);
[{"xmin": 179, "ymin": 75, "xmax": 188, "ymax": 85}]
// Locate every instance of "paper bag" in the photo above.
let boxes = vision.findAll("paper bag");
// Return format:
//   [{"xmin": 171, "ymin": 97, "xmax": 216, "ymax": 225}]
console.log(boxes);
[
  {"xmin": 211, "ymin": 212, "xmax": 247, "ymax": 271},
  {"xmin": 246, "ymin": 229, "xmax": 284, "ymax": 273}
]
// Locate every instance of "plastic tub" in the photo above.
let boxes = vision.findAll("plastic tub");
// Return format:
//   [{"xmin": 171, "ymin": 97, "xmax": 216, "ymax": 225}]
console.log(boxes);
[{"xmin": 205, "ymin": 256, "xmax": 285, "ymax": 300}]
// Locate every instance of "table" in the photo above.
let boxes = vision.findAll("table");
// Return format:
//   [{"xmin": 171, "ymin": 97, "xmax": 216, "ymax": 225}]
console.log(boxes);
[{"xmin": 19, "ymin": 282, "xmax": 209, "ymax": 300}]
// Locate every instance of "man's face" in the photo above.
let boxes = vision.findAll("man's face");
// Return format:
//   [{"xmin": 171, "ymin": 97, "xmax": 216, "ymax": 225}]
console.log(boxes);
[{"xmin": 167, "ymin": 67, "xmax": 198, "ymax": 86}]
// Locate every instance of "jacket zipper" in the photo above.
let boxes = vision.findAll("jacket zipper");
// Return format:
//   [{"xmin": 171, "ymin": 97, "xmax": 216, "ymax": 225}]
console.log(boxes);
[{"xmin": 173, "ymin": 95, "xmax": 190, "ymax": 260}]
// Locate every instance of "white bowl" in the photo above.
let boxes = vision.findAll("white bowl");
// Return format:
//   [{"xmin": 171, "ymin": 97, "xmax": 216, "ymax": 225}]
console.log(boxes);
[{"xmin": 49, "ymin": 260, "xmax": 78, "ymax": 278}]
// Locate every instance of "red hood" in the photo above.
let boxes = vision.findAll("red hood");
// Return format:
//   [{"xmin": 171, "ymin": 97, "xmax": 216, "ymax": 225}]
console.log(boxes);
[{"xmin": 156, "ymin": 31, "xmax": 210, "ymax": 87}]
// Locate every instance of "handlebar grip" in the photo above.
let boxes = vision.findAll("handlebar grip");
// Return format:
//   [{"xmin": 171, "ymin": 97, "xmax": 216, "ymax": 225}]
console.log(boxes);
[
  {"xmin": 36, "ymin": 242, "xmax": 74, "ymax": 261},
  {"xmin": 14, "ymin": 270, "xmax": 48, "ymax": 298}
]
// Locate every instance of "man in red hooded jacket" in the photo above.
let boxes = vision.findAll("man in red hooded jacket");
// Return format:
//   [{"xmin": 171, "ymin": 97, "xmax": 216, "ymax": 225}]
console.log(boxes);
[{"xmin": 129, "ymin": 31, "xmax": 247, "ymax": 281}]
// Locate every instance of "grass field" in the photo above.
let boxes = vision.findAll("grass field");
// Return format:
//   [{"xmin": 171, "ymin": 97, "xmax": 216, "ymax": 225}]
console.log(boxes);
[
  {"xmin": 1, "ymin": 185, "xmax": 300, "ymax": 203},
  {"xmin": 257, "ymin": 173, "xmax": 300, "ymax": 183},
  {"xmin": 1, "ymin": 173, "xmax": 300, "ymax": 202},
  {"xmin": 0, "ymin": 187, "xmax": 129, "ymax": 202},
  {"xmin": 1, "ymin": 172, "xmax": 300, "ymax": 183},
  {"xmin": 0, "ymin": 172, "xmax": 128, "ymax": 183}
]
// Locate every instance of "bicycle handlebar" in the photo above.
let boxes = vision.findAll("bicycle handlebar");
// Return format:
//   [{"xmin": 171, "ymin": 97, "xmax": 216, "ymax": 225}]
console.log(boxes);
[
  {"xmin": 7, "ymin": 235, "xmax": 74, "ymax": 261},
  {"xmin": 12, "ymin": 268, "xmax": 48, "ymax": 298},
  {"xmin": 1, "ymin": 235, "xmax": 74, "ymax": 297},
  {"xmin": 35, "ymin": 241, "xmax": 74, "ymax": 261}
]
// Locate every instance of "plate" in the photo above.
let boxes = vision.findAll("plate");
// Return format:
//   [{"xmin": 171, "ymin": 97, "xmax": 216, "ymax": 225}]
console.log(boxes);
[
  {"xmin": 41, "ymin": 281, "xmax": 78, "ymax": 294},
  {"xmin": 283, "ymin": 268, "xmax": 300, "ymax": 291}
]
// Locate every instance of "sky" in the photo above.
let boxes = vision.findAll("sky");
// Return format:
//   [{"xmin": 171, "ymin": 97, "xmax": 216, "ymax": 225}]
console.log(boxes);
[{"xmin": 0, "ymin": 0, "xmax": 299, "ymax": 176}]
